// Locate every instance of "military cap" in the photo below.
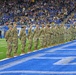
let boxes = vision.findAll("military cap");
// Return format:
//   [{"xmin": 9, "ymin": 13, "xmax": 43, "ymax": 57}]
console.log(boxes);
[
  {"xmin": 47, "ymin": 24, "xmax": 50, "ymax": 27},
  {"xmin": 13, "ymin": 22, "xmax": 17, "ymax": 25},
  {"xmin": 8, "ymin": 25, "xmax": 12, "ymax": 28},
  {"xmin": 21, "ymin": 25, "xmax": 26, "ymax": 28},
  {"xmin": 9, "ymin": 22, "xmax": 13, "ymax": 25}
]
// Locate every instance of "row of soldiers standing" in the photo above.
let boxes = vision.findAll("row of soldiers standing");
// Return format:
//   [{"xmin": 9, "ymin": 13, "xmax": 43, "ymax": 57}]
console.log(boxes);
[{"xmin": 5, "ymin": 23, "xmax": 76, "ymax": 57}]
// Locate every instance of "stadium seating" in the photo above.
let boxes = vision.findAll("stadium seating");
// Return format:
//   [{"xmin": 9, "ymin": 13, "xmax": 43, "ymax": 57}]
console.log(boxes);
[
  {"xmin": 65, "ymin": 12, "xmax": 76, "ymax": 24},
  {"xmin": 0, "ymin": 0, "xmax": 76, "ymax": 26}
]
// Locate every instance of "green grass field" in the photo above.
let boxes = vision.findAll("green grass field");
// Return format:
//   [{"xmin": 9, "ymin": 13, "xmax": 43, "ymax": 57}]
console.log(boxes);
[
  {"xmin": 0, "ymin": 38, "xmax": 66, "ymax": 60},
  {"xmin": 0, "ymin": 39, "xmax": 41, "ymax": 60}
]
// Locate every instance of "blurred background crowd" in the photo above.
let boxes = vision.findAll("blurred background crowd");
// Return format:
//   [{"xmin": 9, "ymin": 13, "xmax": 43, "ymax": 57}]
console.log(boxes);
[{"xmin": 0, "ymin": 0, "xmax": 76, "ymax": 26}]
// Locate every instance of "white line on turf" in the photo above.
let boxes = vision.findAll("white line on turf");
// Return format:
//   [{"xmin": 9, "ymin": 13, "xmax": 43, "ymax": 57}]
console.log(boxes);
[
  {"xmin": 54, "ymin": 57, "xmax": 75, "ymax": 65},
  {"xmin": 46, "ymin": 42, "xmax": 76, "ymax": 52},
  {"xmin": 0, "ymin": 41, "xmax": 76, "ymax": 70},
  {"xmin": 0, "ymin": 53, "xmax": 45, "ymax": 71},
  {"xmin": 0, "ymin": 58, "xmax": 9, "ymax": 61},
  {"xmin": 59, "ymin": 49, "xmax": 76, "ymax": 50},
  {"xmin": 34, "ymin": 56, "xmax": 76, "ymax": 60},
  {"xmin": 0, "ymin": 48, "xmax": 41, "ymax": 62},
  {"xmin": 0, "ymin": 41, "xmax": 74, "ymax": 61},
  {"xmin": 0, "ymin": 71, "xmax": 76, "ymax": 74}
]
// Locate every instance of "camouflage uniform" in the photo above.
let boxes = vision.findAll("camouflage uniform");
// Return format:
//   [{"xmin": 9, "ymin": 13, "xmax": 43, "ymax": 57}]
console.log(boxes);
[
  {"xmin": 68, "ymin": 25, "xmax": 74, "ymax": 41},
  {"xmin": 33, "ymin": 25, "xmax": 40, "ymax": 49},
  {"xmin": 5, "ymin": 25, "xmax": 13, "ymax": 57},
  {"xmin": 44, "ymin": 25, "xmax": 51, "ymax": 47},
  {"xmin": 28, "ymin": 26, "xmax": 33, "ymax": 51},
  {"xmin": 50, "ymin": 26, "xmax": 55, "ymax": 45},
  {"xmin": 65, "ymin": 27, "xmax": 69, "ymax": 42},
  {"xmin": 73, "ymin": 25, "xmax": 76, "ymax": 40},
  {"xmin": 12, "ymin": 23, "xmax": 18, "ymax": 55},
  {"xmin": 52, "ymin": 25, "xmax": 58, "ymax": 44},
  {"xmin": 39, "ymin": 24, "xmax": 45, "ymax": 48},
  {"xmin": 71, "ymin": 25, "xmax": 75, "ymax": 40},
  {"xmin": 59, "ymin": 24, "xmax": 65, "ymax": 43},
  {"xmin": 55, "ymin": 26, "xmax": 60, "ymax": 44},
  {"xmin": 20, "ymin": 26, "xmax": 26, "ymax": 53},
  {"xmin": 64, "ymin": 26, "xmax": 67, "ymax": 42}
]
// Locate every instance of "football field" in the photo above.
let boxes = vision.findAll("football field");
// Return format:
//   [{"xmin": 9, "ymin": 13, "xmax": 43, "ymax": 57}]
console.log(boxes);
[
  {"xmin": 0, "ymin": 39, "xmax": 36, "ymax": 60},
  {"xmin": 0, "ymin": 40, "xmax": 76, "ymax": 75}
]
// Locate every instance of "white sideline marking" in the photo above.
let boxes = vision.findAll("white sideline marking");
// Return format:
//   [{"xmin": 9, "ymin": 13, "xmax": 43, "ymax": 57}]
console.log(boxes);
[
  {"xmin": 0, "ymin": 58, "xmax": 9, "ymax": 61},
  {"xmin": 54, "ymin": 57, "xmax": 75, "ymax": 65},
  {"xmin": 0, "ymin": 41, "xmax": 76, "ymax": 70},
  {"xmin": 0, "ymin": 53, "xmax": 45, "ymax": 71},
  {"xmin": 58, "ymin": 49, "xmax": 76, "ymax": 50},
  {"xmin": 34, "ymin": 56, "xmax": 76, "ymax": 60},
  {"xmin": 46, "ymin": 42, "xmax": 76, "ymax": 52},
  {"xmin": 70, "ymin": 63, "xmax": 76, "ymax": 65},
  {"xmin": 0, "ymin": 71, "xmax": 76, "ymax": 74},
  {"xmin": 0, "ymin": 48, "xmax": 43, "ymax": 62}
]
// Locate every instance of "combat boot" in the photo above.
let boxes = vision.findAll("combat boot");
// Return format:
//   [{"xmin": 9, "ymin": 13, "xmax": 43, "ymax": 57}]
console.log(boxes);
[
  {"xmin": 7, "ymin": 54, "xmax": 13, "ymax": 58},
  {"xmin": 28, "ymin": 49, "xmax": 31, "ymax": 52},
  {"xmin": 21, "ymin": 50, "xmax": 25, "ymax": 54},
  {"xmin": 14, "ymin": 53, "xmax": 19, "ymax": 56}
]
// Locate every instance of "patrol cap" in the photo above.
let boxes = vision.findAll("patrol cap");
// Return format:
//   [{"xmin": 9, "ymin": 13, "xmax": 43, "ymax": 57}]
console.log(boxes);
[
  {"xmin": 21, "ymin": 25, "xmax": 26, "ymax": 28},
  {"xmin": 42, "ymin": 24, "xmax": 45, "ymax": 27},
  {"xmin": 8, "ymin": 25, "xmax": 12, "ymax": 28},
  {"xmin": 13, "ymin": 22, "xmax": 17, "ymax": 25},
  {"xmin": 47, "ymin": 24, "xmax": 50, "ymax": 27},
  {"xmin": 9, "ymin": 22, "xmax": 13, "ymax": 25}
]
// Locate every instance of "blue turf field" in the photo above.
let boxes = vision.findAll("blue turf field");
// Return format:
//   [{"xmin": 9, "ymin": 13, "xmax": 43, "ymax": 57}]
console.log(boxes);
[{"xmin": 0, "ymin": 40, "xmax": 76, "ymax": 75}]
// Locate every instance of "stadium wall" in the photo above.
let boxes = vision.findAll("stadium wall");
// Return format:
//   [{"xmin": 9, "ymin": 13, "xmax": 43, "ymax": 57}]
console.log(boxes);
[
  {"xmin": 0, "ymin": 26, "xmax": 35, "ymax": 38},
  {"xmin": 0, "ymin": 24, "xmax": 72, "ymax": 38}
]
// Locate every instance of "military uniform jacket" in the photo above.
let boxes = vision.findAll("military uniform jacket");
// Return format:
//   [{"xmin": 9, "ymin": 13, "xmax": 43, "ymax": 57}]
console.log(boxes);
[
  {"xmin": 5, "ymin": 30, "xmax": 13, "ymax": 42},
  {"xmin": 28, "ymin": 28, "xmax": 33, "ymax": 39},
  {"xmin": 12, "ymin": 27, "xmax": 18, "ymax": 39},
  {"xmin": 33, "ymin": 28, "xmax": 40, "ymax": 38},
  {"xmin": 40, "ymin": 28, "xmax": 45, "ymax": 36},
  {"xmin": 20, "ymin": 28, "xmax": 26, "ymax": 41}
]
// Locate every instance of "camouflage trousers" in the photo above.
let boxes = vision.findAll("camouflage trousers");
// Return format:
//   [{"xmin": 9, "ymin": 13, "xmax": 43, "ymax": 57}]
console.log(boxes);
[
  {"xmin": 50, "ymin": 35, "xmax": 54, "ymax": 45},
  {"xmin": 45, "ymin": 34, "xmax": 50, "ymax": 47},
  {"xmin": 39, "ymin": 35, "xmax": 45, "ymax": 48},
  {"xmin": 34, "ymin": 37, "xmax": 39, "ymax": 49},
  {"xmin": 59, "ymin": 34, "xmax": 64, "ymax": 43},
  {"xmin": 13, "ymin": 38, "xmax": 18, "ymax": 53},
  {"xmin": 6, "ymin": 40, "xmax": 12, "ymax": 56},
  {"xmin": 28, "ymin": 38, "xmax": 33, "ymax": 50},
  {"xmin": 64, "ymin": 33, "xmax": 71, "ymax": 42},
  {"xmin": 74, "ymin": 33, "xmax": 76, "ymax": 40},
  {"xmin": 21, "ymin": 40, "xmax": 26, "ymax": 52}
]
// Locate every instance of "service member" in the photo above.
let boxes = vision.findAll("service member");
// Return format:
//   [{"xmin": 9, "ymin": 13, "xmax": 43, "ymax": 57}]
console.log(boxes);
[
  {"xmin": 5, "ymin": 25, "xmax": 13, "ymax": 58},
  {"xmin": 12, "ymin": 22, "xmax": 18, "ymax": 56},
  {"xmin": 28, "ymin": 25, "xmax": 33, "ymax": 51},
  {"xmin": 20, "ymin": 25, "xmax": 26, "ymax": 53},
  {"xmin": 33, "ymin": 25, "xmax": 40, "ymax": 50}
]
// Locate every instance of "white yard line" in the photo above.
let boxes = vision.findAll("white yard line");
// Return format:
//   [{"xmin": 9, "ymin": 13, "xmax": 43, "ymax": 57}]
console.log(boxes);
[
  {"xmin": 54, "ymin": 57, "xmax": 75, "ymax": 65},
  {"xmin": 0, "ymin": 58, "xmax": 9, "ymax": 61},
  {"xmin": 34, "ymin": 56, "xmax": 76, "ymax": 60},
  {"xmin": 0, "ymin": 71, "xmax": 76, "ymax": 74},
  {"xmin": 0, "ymin": 53, "xmax": 45, "ymax": 71},
  {"xmin": 58, "ymin": 49, "xmax": 76, "ymax": 50},
  {"xmin": 46, "ymin": 42, "xmax": 76, "ymax": 52},
  {"xmin": 0, "ymin": 41, "xmax": 76, "ymax": 71}
]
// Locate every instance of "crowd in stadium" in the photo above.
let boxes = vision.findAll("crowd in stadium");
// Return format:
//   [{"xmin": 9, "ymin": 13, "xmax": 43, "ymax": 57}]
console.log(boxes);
[
  {"xmin": 65, "ymin": 10, "xmax": 76, "ymax": 24},
  {"xmin": 0, "ymin": 0, "xmax": 76, "ymax": 26}
]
